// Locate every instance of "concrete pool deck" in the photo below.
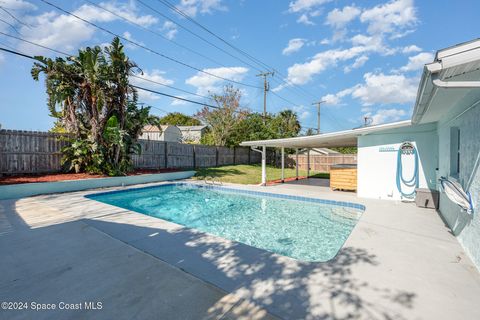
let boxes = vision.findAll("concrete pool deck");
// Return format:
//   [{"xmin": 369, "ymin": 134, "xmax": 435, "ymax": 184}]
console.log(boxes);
[{"xmin": 1, "ymin": 179, "xmax": 479, "ymax": 319}]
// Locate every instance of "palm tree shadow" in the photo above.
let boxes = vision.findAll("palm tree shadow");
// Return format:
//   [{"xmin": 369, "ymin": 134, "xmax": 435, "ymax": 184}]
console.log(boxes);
[{"xmin": 84, "ymin": 218, "xmax": 416, "ymax": 319}]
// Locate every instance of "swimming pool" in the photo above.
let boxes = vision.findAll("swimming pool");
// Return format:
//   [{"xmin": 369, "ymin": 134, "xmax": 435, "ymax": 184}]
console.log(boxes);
[{"xmin": 87, "ymin": 183, "xmax": 364, "ymax": 262}]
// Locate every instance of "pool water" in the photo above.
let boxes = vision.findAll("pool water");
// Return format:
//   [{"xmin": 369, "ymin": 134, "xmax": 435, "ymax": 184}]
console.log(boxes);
[{"xmin": 87, "ymin": 184, "xmax": 364, "ymax": 262}]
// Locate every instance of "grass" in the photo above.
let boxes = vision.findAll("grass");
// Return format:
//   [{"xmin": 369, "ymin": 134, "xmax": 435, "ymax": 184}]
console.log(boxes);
[{"xmin": 194, "ymin": 164, "xmax": 330, "ymax": 185}]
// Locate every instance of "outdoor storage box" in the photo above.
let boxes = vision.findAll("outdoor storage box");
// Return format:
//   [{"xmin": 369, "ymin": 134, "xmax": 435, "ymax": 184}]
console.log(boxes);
[
  {"xmin": 415, "ymin": 188, "xmax": 439, "ymax": 209},
  {"xmin": 330, "ymin": 164, "xmax": 357, "ymax": 191}
]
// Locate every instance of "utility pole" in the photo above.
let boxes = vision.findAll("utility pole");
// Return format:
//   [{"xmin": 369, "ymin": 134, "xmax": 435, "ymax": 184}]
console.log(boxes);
[
  {"xmin": 256, "ymin": 71, "xmax": 274, "ymax": 123},
  {"xmin": 312, "ymin": 100, "xmax": 326, "ymax": 134}
]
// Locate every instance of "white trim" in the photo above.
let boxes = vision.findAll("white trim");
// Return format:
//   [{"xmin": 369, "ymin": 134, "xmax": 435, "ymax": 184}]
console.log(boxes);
[{"xmin": 240, "ymin": 120, "xmax": 411, "ymax": 148}]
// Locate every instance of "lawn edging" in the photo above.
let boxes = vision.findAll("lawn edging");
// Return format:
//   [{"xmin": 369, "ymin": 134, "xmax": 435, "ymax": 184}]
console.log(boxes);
[{"xmin": 0, "ymin": 171, "xmax": 195, "ymax": 200}]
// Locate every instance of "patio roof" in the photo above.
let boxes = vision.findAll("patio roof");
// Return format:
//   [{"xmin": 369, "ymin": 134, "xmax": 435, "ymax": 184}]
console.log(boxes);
[{"xmin": 239, "ymin": 120, "xmax": 411, "ymax": 148}]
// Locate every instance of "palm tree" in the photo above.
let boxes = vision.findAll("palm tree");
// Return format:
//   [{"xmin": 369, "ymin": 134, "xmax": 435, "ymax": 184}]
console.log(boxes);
[{"xmin": 31, "ymin": 37, "xmax": 159, "ymax": 175}]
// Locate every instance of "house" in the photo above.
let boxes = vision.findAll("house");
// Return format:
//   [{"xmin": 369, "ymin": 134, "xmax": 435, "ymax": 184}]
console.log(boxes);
[
  {"xmin": 177, "ymin": 125, "xmax": 207, "ymax": 143},
  {"xmin": 140, "ymin": 125, "xmax": 182, "ymax": 142},
  {"xmin": 241, "ymin": 38, "xmax": 480, "ymax": 269}
]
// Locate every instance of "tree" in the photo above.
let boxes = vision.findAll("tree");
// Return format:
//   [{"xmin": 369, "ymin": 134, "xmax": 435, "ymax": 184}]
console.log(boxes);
[
  {"xmin": 304, "ymin": 128, "xmax": 316, "ymax": 136},
  {"xmin": 196, "ymin": 85, "xmax": 248, "ymax": 147},
  {"xmin": 270, "ymin": 110, "xmax": 301, "ymax": 138},
  {"xmin": 159, "ymin": 112, "xmax": 201, "ymax": 126},
  {"xmin": 31, "ymin": 37, "xmax": 160, "ymax": 175}
]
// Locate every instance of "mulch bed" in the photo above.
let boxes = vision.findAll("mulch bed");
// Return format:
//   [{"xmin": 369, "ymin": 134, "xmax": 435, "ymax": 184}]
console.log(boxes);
[
  {"xmin": 0, "ymin": 168, "xmax": 180, "ymax": 185},
  {"xmin": 266, "ymin": 176, "xmax": 308, "ymax": 186}
]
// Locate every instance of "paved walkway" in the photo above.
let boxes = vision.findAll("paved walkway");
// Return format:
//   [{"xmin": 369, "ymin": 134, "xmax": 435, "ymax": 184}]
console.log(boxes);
[
  {"xmin": 0, "ymin": 196, "xmax": 276, "ymax": 320},
  {"xmin": 1, "ymin": 180, "xmax": 480, "ymax": 319}
]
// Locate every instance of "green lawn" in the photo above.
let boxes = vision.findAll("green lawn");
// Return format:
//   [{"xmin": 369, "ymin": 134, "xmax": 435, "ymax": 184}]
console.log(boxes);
[{"xmin": 194, "ymin": 164, "xmax": 329, "ymax": 184}]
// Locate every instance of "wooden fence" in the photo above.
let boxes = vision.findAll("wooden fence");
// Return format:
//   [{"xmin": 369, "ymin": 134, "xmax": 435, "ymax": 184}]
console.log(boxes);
[
  {"xmin": 0, "ymin": 129, "xmax": 261, "ymax": 175},
  {"xmin": 286, "ymin": 154, "xmax": 357, "ymax": 173}
]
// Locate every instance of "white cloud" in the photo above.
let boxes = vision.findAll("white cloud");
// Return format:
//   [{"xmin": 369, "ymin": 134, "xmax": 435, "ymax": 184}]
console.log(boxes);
[
  {"xmin": 177, "ymin": 0, "xmax": 227, "ymax": 17},
  {"xmin": 326, "ymin": 5, "xmax": 361, "ymax": 29},
  {"xmin": 402, "ymin": 45, "xmax": 422, "ymax": 53},
  {"xmin": 321, "ymin": 87, "xmax": 354, "ymax": 106},
  {"xmin": 130, "ymin": 69, "xmax": 174, "ymax": 101},
  {"xmin": 161, "ymin": 21, "xmax": 178, "ymax": 40},
  {"xmin": 360, "ymin": 0, "xmax": 417, "ymax": 37},
  {"xmin": 17, "ymin": 2, "xmax": 157, "ymax": 54},
  {"xmin": 99, "ymin": 1, "xmax": 158, "ymax": 27},
  {"xmin": 321, "ymin": 72, "xmax": 418, "ymax": 107},
  {"xmin": 171, "ymin": 96, "xmax": 189, "ymax": 106},
  {"xmin": 344, "ymin": 55, "xmax": 369, "ymax": 73},
  {"xmin": 351, "ymin": 72, "xmax": 418, "ymax": 106},
  {"xmin": 288, "ymin": 0, "xmax": 331, "ymax": 13},
  {"xmin": 282, "ymin": 38, "xmax": 306, "ymax": 55},
  {"xmin": 292, "ymin": 105, "xmax": 311, "ymax": 120},
  {"xmin": 283, "ymin": 46, "xmax": 372, "ymax": 86},
  {"xmin": 0, "ymin": 0, "xmax": 36, "ymax": 11},
  {"xmin": 398, "ymin": 52, "xmax": 434, "ymax": 72},
  {"xmin": 364, "ymin": 108, "xmax": 407, "ymax": 125},
  {"xmin": 122, "ymin": 31, "xmax": 143, "ymax": 49},
  {"xmin": 289, "ymin": 0, "xmax": 331, "ymax": 25},
  {"xmin": 186, "ymin": 67, "xmax": 249, "ymax": 95},
  {"xmin": 297, "ymin": 13, "xmax": 315, "ymax": 25}
]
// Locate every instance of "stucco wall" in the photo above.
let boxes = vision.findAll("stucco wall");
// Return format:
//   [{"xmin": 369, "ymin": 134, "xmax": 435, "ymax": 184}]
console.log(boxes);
[
  {"xmin": 437, "ymin": 103, "xmax": 480, "ymax": 269},
  {"xmin": 357, "ymin": 123, "xmax": 438, "ymax": 200}
]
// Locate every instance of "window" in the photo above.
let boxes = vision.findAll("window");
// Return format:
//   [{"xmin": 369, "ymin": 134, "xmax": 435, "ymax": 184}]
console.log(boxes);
[{"xmin": 450, "ymin": 127, "xmax": 460, "ymax": 176}]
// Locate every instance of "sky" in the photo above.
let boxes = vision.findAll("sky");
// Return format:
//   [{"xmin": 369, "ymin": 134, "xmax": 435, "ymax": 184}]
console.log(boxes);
[{"xmin": 0, "ymin": 0, "xmax": 479, "ymax": 133}]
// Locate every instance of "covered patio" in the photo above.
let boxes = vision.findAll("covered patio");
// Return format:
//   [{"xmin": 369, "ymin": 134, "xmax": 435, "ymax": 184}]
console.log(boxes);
[{"xmin": 240, "ymin": 120, "xmax": 411, "ymax": 187}]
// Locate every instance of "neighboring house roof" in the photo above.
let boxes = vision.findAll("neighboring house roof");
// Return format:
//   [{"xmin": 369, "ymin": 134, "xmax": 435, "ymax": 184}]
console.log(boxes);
[
  {"xmin": 298, "ymin": 148, "xmax": 340, "ymax": 155},
  {"xmin": 142, "ymin": 125, "xmax": 172, "ymax": 132},
  {"xmin": 177, "ymin": 125, "xmax": 207, "ymax": 131}
]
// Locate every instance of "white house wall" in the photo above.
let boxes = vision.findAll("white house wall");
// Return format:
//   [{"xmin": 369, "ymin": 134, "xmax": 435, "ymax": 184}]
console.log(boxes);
[{"xmin": 357, "ymin": 123, "xmax": 438, "ymax": 200}]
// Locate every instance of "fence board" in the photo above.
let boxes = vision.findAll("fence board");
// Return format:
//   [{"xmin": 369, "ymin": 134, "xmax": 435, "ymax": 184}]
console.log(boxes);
[
  {"xmin": 0, "ymin": 129, "xmax": 261, "ymax": 175},
  {"xmin": 286, "ymin": 154, "xmax": 357, "ymax": 172}
]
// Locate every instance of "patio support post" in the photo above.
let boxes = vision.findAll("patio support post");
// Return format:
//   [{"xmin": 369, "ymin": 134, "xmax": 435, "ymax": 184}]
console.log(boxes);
[
  {"xmin": 295, "ymin": 148, "xmax": 299, "ymax": 180},
  {"xmin": 261, "ymin": 145, "xmax": 267, "ymax": 186},
  {"xmin": 281, "ymin": 147, "xmax": 285, "ymax": 183},
  {"xmin": 307, "ymin": 148, "xmax": 310, "ymax": 178}
]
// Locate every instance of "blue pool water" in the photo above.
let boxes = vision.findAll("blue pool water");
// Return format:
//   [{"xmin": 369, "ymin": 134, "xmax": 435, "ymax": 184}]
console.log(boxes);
[{"xmin": 87, "ymin": 184, "xmax": 364, "ymax": 262}]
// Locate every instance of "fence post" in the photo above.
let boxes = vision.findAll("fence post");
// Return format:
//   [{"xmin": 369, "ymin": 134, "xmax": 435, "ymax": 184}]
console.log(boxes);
[
  {"xmin": 215, "ymin": 147, "xmax": 219, "ymax": 167},
  {"xmin": 233, "ymin": 147, "xmax": 236, "ymax": 165},
  {"xmin": 164, "ymin": 142, "xmax": 168, "ymax": 169},
  {"xmin": 193, "ymin": 145, "xmax": 196, "ymax": 169},
  {"xmin": 248, "ymin": 147, "xmax": 251, "ymax": 165}
]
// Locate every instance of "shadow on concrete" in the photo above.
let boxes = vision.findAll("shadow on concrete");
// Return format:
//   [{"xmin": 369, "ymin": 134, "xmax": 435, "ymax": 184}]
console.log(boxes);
[{"xmin": 83, "ymin": 218, "xmax": 417, "ymax": 319}]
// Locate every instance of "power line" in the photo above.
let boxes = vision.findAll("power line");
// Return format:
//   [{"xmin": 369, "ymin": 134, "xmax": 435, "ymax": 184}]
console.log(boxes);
[
  {"xmin": 155, "ymin": 0, "xmax": 322, "ymax": 99},
  {"xmin": 136, "ymin": 0, "xmax": 264, "ymax": 74},
  {"xmin": 0, "ymin": 6, "xmax": 31, "ymax": 28},
  {"xmin": 130, "ymin": 74, "xmax": 211, "ymax": 100},
  {"xmin": 152, "ymin": 0, "xmax": 341, "ymax": 127},
  {"xmin": 0, "ymin": 46, "xmax": 40, "ymax": 60},
  {"xmin": 0, "ymin": 31, "xmax": 70, "ymax": 55},
  {"xmin": 155, "ymin": 0, "xmax": 270, "ymax": 72},
  {"xmin": 132, "ymin": 85, "xmax": 219, "ymax": 109},
  {"xmin": 0, "ymin": 17, "xmax": 20, "ymax": 34},
  {"xmin": 39, "ymin": 0, "xmax": 261, "ymax": 89},
  {"xmin": 82, "ymin": 0, "xmax": 239, "ymax": 73},
  {"xmin": 0, "ymin": 31, "xmax": 216, "ymax": 103}
]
